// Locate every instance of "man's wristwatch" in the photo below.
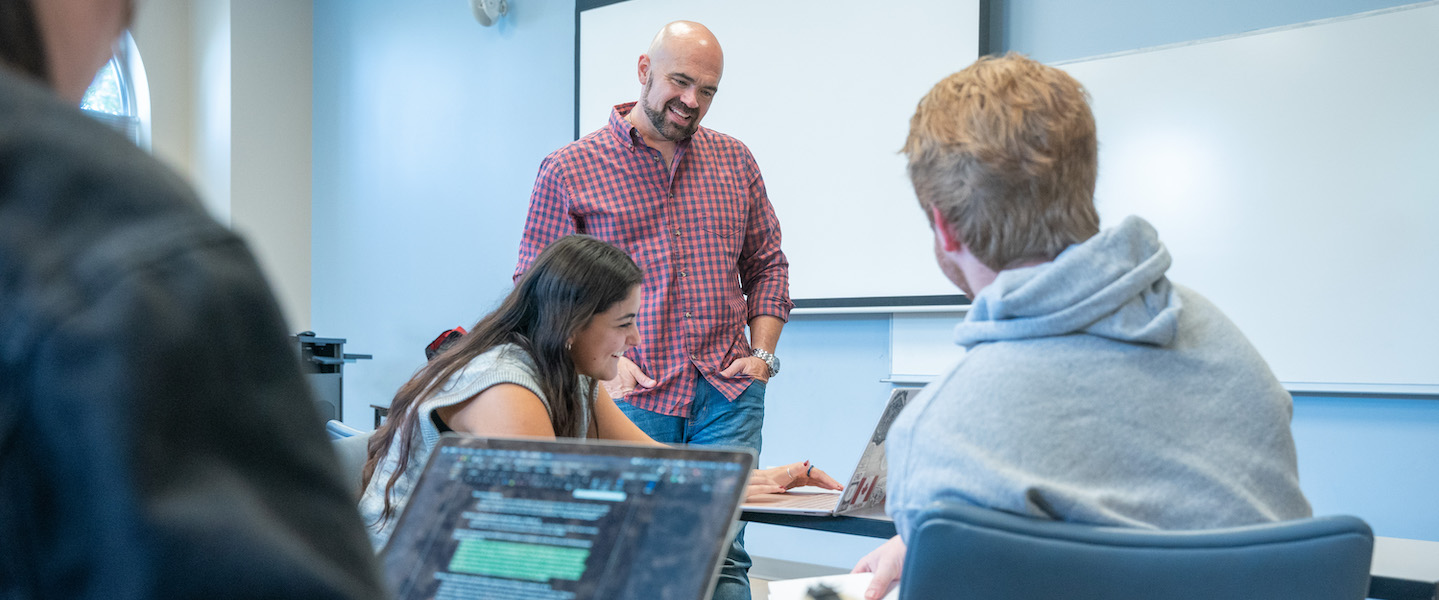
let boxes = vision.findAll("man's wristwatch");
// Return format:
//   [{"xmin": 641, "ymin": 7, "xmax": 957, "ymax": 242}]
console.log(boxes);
[{"xmin": 752, "ymin": 348, "xmax": 780, "ymax": 377}]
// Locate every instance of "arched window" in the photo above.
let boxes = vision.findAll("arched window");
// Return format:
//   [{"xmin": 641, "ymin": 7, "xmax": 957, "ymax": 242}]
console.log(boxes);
[{"xmin": 81, "ymin": 32, "xmax": 150, "ymax": 150}]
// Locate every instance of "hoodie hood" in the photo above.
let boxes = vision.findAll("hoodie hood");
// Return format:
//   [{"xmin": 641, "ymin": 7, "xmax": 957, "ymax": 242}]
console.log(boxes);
[{"xmin": 954, "ymin": 215, "xmax": 1181, "ymax": 348}]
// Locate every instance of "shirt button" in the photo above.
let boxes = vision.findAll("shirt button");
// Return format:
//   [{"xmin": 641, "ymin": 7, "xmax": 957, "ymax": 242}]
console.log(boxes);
[
  {"xmin": 679, "ymin": 271, "xmax": 686, "ymax": 278},
  {"xmin": 685, "ymin": 312, "xmax": 692, "ymax": 318},
  {"xmin": 690, "ymin": 353, "xmax": 699, "ymax": 360}
]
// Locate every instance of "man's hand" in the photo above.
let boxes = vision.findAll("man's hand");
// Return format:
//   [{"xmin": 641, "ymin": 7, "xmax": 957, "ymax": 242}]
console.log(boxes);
[
  {"xmin": 720, "ymin": 355, "xmax": 770, "ymax": 383},
  {"xmin": 852, "ymin": 536, "xmax": 906, "ymax": 600},
  {"xmin": 600, "ymin": 357, "xmax": 655, "ymax": 399}
]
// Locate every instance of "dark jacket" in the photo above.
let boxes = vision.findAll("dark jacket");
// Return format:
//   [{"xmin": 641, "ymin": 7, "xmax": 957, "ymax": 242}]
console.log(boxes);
[{"xmin": 0, "ymin": 69, "xmax": 385, "ymax": 599}]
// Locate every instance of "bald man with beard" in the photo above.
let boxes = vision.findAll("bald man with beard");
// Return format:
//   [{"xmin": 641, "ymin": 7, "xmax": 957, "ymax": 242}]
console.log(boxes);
[{"xmin": 516, "ymin": 21, "xmax": 793, "ymax": 600}]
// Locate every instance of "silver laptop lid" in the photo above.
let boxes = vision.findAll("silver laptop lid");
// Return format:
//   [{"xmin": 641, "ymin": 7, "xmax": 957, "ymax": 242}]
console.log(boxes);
[
  {"xmin": 382, "ymin": 435, "xmax": 755, "ymax": 600},
  {"xmin": 832, "ymin": 387, "xmax": 920, "ymax": 514}
]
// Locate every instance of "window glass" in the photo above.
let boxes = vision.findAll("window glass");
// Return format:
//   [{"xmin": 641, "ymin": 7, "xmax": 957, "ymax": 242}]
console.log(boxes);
[
  {"xmin": 81, "ymin": 59, "xmax": 127, "ymax": 115},
  {"xmin": 80, "ymin": 33, "xmax": 150, "ymax": 150}
]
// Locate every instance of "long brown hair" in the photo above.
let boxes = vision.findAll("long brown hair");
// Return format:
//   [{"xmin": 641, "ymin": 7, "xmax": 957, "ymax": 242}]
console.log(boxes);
[{"xmin": 361, "ymin": 234, "xmax": 643, "ymax": 525}]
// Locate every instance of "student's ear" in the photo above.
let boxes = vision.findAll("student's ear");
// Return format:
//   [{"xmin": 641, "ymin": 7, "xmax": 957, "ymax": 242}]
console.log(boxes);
[{"xmin": 930, "ymin": 205, "xmax": 962, "ymax": 252}]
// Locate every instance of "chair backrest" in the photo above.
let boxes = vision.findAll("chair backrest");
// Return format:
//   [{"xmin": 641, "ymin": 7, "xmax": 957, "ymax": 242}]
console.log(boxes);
[
  {"xmin": 326, "ymin": 418, "xmax": 364, "ymax": 440},
  {"xmin": 901, "ymin": 502, "xmax": 1374, "ymax": 600},
  {"xmin": 326, "ymin": 420, "xmax": 371, "ymax": 500}
]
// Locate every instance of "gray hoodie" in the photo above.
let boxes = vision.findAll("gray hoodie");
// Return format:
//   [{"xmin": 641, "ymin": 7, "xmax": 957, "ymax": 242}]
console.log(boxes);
[{"xmin": 886, "ymin": 216, "xmax": 1311, "ymax": 539}]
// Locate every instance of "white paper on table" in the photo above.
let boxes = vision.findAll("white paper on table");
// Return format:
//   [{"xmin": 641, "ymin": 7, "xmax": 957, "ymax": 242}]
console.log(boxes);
[{"xmin": 766, "ymin": 572, "xmax": 899, "ymax": 600}]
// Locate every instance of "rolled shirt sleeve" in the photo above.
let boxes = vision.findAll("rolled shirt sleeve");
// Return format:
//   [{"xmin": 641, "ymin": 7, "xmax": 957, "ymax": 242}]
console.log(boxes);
[{"xmin": 737, "ymin": 167, "xmax": 793, "ymax": 323}]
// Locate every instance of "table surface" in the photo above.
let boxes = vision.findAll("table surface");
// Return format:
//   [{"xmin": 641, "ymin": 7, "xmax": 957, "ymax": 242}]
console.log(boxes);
[{"xmin": 740, "ymin": 511, "xmax": 1439, "ymax": 600}]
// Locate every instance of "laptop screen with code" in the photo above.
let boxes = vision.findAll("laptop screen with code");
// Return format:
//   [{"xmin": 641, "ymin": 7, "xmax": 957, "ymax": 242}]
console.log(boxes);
[{"xmin": 382, "ymin": 435, "xmax": 754, "ymax": 600}]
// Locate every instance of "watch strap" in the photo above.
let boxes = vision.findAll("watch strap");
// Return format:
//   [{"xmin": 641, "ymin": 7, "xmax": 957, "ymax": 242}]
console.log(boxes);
[{"xmin": 752, "ymin": 348, "xmax": 779, "ymax": 377}]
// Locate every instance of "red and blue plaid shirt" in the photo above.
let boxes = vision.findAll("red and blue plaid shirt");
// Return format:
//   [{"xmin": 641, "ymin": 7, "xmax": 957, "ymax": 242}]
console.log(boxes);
[{"xmin": 515, "ymin": 103, "xmax": 792, "ymax": 417}]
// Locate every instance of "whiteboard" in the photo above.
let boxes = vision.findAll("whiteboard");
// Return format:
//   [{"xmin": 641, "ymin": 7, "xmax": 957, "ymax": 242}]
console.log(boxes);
[
  {"xmin": 578, "ymin": 0, "xmax": 980, "ymax": 304},
  {"xmin": 1058, "ymin": 3, "xmax": 1439, "ymax": 388}
]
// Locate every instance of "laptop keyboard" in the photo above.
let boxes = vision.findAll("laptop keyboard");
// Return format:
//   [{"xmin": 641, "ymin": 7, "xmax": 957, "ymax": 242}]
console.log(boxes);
[{"xmin": 778, "ymin": 492, "xmax": 842, "ymax": 510}]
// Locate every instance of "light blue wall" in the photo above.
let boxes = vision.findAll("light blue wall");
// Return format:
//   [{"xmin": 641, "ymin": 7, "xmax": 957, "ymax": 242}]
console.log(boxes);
[
  {"xmin": 311, "ymin": 0, "xmax": 1438, "ymax": 572},
  {"xmin": 1293, "ymin": 395, "xmax": 1439, "ymax": 538},
  {"xmin": 312, "ymin": 0, "xmax": 576, "ymax": 422}
]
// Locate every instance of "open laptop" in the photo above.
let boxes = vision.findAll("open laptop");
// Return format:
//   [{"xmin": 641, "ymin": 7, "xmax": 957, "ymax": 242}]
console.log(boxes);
[
  {"xmin": 381, "ymin": 435, "xmax": 755, "ymax": 600},
  {"xmin": 743, "ymin": 388, "xmax": 920, "ymax": 517}
]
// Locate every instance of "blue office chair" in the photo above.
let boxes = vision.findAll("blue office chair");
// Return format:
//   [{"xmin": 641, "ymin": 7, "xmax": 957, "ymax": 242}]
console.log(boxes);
[
  {"xmin": 326, "ymin": 420, "xmax": 372, "ymax": 499},
  {"xmin": 901, "ymin": 502, "xmax": 1374, "ymax": 600}
]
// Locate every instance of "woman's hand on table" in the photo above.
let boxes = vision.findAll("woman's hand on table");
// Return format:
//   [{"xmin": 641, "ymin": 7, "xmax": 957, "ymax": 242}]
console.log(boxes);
[{"xmin": 746, "ymin": 460, "xmax": 843, "ymax": 498}]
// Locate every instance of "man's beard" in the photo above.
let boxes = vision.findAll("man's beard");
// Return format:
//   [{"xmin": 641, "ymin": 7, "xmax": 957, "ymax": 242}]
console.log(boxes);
[{"xmin": 640, "ymin": 78, "xmax": 699, "ymax": 141}]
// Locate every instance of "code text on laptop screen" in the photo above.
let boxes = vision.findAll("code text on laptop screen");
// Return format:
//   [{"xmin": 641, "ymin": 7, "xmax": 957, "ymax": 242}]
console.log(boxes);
[{"xmin": 382, "ymin": 441, "xmax": 750, "ymax": 600}]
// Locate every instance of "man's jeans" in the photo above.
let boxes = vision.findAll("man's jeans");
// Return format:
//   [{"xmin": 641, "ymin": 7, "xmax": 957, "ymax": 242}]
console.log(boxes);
[{"xmin": 617, "ymin": 375, "xmax": 765, "ymax": 600}]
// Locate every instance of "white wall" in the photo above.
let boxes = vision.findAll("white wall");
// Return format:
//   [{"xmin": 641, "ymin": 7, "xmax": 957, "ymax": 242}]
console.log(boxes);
[
  {"xmin": 130, "ymin": 0, "xmax": 312, "ymax": 332},
  {"xmin": 230, "ymin": 0, "xmax": 313, "ymax": 332},
  {"xmin": 129, "ymin": 0, "xmax": 194, "ymax": 182}
]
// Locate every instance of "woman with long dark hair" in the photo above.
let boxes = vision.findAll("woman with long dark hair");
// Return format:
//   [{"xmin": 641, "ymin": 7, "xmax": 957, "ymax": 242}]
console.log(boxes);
[{"xmin": 359, "ymin": 234, "xmax": 839, "ymax": 547}]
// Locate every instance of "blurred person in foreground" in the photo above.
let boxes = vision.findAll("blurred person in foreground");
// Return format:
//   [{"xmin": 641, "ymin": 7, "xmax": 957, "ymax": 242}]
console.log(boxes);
[{"xmin": 0, "ymin": 0, "xmax": 386, "ymax": 597}]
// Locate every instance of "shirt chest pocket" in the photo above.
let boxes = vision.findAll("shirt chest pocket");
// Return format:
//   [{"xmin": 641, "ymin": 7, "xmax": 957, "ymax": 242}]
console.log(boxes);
[{"xmin": 697, "ymin": 190, "xmax": 745, "ymax": 238}]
